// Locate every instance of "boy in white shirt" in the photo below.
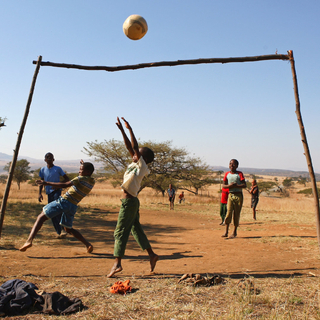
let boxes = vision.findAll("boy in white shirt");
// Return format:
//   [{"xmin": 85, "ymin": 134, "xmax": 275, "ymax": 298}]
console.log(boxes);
[{"xmin": 107, "ymin": 117, "xmax": 158, "ymax": 277}]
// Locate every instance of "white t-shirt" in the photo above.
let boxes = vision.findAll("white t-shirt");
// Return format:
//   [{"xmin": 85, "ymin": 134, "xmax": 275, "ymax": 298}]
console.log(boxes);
[{"xmin": 121, "ymin": 157, "xmax": 150, "ymax": 197}]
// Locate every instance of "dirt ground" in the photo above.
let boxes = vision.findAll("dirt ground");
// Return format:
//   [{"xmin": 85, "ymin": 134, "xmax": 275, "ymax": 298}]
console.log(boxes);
[{"xmin": 1, "ymin": 205, "xmax": 319, "ymax": 280}]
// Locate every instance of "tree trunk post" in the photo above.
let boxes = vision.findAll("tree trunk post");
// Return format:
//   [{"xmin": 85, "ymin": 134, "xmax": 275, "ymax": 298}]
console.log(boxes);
[
  {"xmin": 288, "ymin": 50, "xmax": 320, "ymax": 250},
  {"xmin": 0, "ymin": 55, "xmax": 42, "ymax": 238}
]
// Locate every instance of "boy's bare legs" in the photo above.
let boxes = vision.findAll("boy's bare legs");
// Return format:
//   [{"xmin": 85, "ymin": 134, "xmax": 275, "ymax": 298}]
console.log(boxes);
[
  {"xmin": 222, "ymin": 223, "xmax": 229, "ymax": 237},
  {"xmin": 147, "ymin": 247, "xmax": 158, "ymax": 272},
  {"xmin": 20, "ymin": 211, "xmax": 48, "ymax": 251},
  {"xmin": 107, "ymin": 248, "xmax": 158, "ymax": 278},
  {"xmin": 66, "ymin": 228, "xmax": 93, "ymax": 253},
  {"xmin": 107, "ymin": 257, "xmax": 123, "ymax": 278},
  {"xmin": 229, "ymin": 226, "xmax": 238, "ymax": 238},
  {"xmin": 253, "ymin": 208, "xmax": 256, "ymax": 220}
]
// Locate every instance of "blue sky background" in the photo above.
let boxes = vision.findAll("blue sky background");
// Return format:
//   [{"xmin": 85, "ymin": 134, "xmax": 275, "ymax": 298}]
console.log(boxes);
[{"xmin": 1, "ymin": 1, "xmax": 319, "ymax": 172}]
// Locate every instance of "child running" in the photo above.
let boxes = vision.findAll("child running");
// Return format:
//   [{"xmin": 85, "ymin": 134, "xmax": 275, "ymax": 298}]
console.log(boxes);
[
  {"xmin": 19, "ymin": 161, "xmax": 95, "ymax": 253},
  {"xmin": 107, "ymin": 117, "xmax": 158, "ymax": 278},
  {"xmin": 222, "ymin": 159, "xmax": 246, "ymax": 238}
]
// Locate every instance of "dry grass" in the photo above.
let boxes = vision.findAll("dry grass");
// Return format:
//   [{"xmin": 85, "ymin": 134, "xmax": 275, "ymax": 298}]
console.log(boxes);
[
  {"xmin": 2, "ymin": 274, "xmax": 320, "ymax": 319},
  {"xmin": 1, "ymin": 177, "xmax": 320, "ymax": 319}
]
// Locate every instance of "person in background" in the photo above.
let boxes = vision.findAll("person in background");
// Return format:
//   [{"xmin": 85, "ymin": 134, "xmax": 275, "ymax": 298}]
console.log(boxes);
[
  {"xmin": 38, "ymin": 152, "xmax": 69, "ymax": 239},
  {"xmin": 249, "ymin": 179, "xmax": 259, "ymax": 220},
  {"xmin": 167, "ymin": 184, "xmax": 176, "ymax": 210},
  {"xmin": 219, "ymin": 187, "xmax": 229, "ymax": 225}
]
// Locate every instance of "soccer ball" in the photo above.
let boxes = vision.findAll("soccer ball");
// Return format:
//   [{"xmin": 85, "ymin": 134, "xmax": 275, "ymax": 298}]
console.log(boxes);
[{"xmin": 123, "ymin": 15, "xmax": 148, "ymax": 40}]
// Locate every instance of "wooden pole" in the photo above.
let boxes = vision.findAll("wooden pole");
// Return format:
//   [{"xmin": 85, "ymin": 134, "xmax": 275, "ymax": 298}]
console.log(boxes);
[
  {"xmin": 0, "ymin": 56, "xmax": 42, "ymax": 238},
  {"xmin": 288, "ymin": 50, "xmax": 320, "ymax": 249},
  {"xmin": 33, "ymin": 53, "xmax": 290, "ymax": 72}
]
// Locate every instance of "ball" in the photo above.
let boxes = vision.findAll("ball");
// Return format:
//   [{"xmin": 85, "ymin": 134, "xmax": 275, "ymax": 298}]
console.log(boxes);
[{"xmin": 123, "ymin": 15, "xmax": 148, "ymax": 40}]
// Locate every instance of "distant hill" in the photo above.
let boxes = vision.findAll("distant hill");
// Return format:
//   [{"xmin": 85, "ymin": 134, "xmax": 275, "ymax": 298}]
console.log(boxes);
[
  {"xmin": 0, "ymin": 153, "xmax": 318, "ymax": 178},
  {"xmin": 210, "ymin": 166, "xmax": 319, "ymax": 179},
  {"xmin": 0, "ymin": 152, "xmax": 13, "ymax": 161},
  {"xmin": 0, "ymin": 153, "xmax": 101, "ymax": 174}
]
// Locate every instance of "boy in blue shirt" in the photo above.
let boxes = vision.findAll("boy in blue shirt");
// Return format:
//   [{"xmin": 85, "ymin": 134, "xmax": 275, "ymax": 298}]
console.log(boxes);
[
  {"xmin": 38, "ymin": 152, "xmax": 69, "ymax": 238},
  {"xmin": 107, "ymin": 117, "xmax": 158, "ymax": 278},
  {"xmin": 167, "ymin": 184, "xmax": 176, "ymax": 210}
]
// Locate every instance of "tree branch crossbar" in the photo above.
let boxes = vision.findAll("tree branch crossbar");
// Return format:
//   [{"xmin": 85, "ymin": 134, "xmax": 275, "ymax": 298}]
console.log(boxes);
[{"xmin": 33, "ymin": 54, "xmax": 290, "ymax": 72}]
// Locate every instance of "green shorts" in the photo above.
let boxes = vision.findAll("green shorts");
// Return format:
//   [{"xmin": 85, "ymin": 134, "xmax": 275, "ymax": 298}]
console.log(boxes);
[
  {"xmin": 113, "ymin": 197, "xmax": 150, "ymax": 257},
  {"xmin": 225, "ymin": 193, "xmax": 243, "ymax": 227}
]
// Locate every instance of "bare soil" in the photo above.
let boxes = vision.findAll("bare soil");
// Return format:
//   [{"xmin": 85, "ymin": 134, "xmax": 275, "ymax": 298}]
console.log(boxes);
[{"xmin": 1, "ymin": 205, "xmax": 319, "ymax": 280}]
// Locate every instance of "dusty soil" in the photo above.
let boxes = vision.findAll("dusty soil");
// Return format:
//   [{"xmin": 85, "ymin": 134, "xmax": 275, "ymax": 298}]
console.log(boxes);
[{"xmin": 1, "ymin": 205, "xmax": 319, "ymax": 281}]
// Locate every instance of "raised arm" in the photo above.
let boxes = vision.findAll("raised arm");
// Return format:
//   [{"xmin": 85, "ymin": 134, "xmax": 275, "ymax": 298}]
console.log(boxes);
[
  {"xmin": 116, "ymin": 117, "xmax": 134, "ymax": 157},
  {"xmin": 38, "ymin": 184, "xmax": 44, "ymax": 202},
  {"xmin": 62, "ymin": 173, "xmax": 70, "ymax": 182},
  {"xmin": 36, "ymin": 180, "xmax": 73, "ymax": 189},
  {"xmin": 117, "ymin": 117, "xmax": 142, "ymax": 159}
]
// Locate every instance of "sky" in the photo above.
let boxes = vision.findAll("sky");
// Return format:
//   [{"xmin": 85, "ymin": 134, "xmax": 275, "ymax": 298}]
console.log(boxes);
[{"xmin": 1, "ymin": 1, "xmax": 319, "ymax": 172}]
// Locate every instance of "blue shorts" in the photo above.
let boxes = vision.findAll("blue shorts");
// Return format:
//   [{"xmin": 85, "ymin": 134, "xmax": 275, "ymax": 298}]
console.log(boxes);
[{"xmin": 43, "ymin": 197, "xmax": 77, "ymax": 229}]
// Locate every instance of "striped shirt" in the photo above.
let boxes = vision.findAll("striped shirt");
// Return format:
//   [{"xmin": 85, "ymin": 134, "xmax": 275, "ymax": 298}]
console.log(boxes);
[{"xmin": 62, "ymin": 176, "xmax": 95, "ymax": 205}]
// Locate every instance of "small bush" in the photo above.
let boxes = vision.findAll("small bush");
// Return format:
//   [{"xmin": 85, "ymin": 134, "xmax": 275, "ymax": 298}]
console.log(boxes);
[{"xmin": 297, "ymin": 188, "xmax": 320, "ymax": 196}]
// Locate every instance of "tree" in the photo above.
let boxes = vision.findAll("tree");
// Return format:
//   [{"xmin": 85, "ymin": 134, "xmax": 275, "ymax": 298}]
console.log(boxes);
[
  {"xmin": 0, "ymin": 175, "xmax": 7, "ymax": 184},
  {"xmin": 282, "ymin": 177, "xmax": 293, "ymax": 188},
  {"xmin": 172, "ymin": 159, "xmax": 218, "ymax": 195},
  {"xmin": 28, "ymin": 168, "xmax": 41, "ymax": 186},
  {"xmin": 216, "ymin": 170, "xmax": 224, "ymax": 191},
  {"xmin": 4, "ymin": 159, "xmax": 31, "ymax": 190},
  {"xmin": 83, "ymin": 140, "xmax": 216, "ymax": 195},
  {"xmin": 0, "ymin": 117, "xmax": 7, "ymax": 129},
  {"xmin": 256, "ymin": 181, "xmax": 277, "ymax": 193},
  {"xmin": 297, "ymin": 176, "xmax": 307, "ymax": 187}
]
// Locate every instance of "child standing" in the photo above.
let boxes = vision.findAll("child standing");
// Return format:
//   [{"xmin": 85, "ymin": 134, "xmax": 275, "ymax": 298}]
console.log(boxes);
[
  {"xmin": 249, "ymin": 179, "xmax": 259, "ymax": 220},
  {"xmin": 38, "ymin": 152, "xmax": 70, "ymax": 238},
  {"xmin": 222, "ymin": 159, "xmax": 246, "ymax": 238},
  {"xmin": 19, "ymin": 161, "xmax": 95, "ymax": 253},
  {"xmin": 107, "ymin": 117, "xmax": 158, "ymax": 278},
  {"xmin": 167, "ymin": 184, "xmax": 176, "ymax": 210},
  {"xmin": 219, "ymin": 187, "xmax": 229, "ymax": 225},
  {"xmin": 179, "ymin": 191, "xmax": 185, "ymax": 204}
]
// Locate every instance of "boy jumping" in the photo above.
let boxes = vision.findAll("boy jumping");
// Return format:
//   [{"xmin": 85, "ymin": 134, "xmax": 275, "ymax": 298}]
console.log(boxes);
[
  {"xmin": 19, "ymin": 161, "xmax": 95, "ymax": 253},
  {"xmin": 107, "ymin": 117, "xmax": 158, "ymax": 278}
]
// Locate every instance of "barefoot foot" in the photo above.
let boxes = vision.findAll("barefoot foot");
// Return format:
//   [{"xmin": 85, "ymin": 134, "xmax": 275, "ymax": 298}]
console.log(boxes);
[
  {"xmin": 150, "ymin": 254, "xmax": 159, "ymax": 272},
  {"xmin": 19, "ymin": 242, "xmax": 32, "ymax": 252},
  {"xmin": 87, "ymin": 245, "xmax": 93, "ymax": 253},
  {"xmin": 229, "ymin": 233, "xmax": 237, "ymax": 239},
  {"xmin": 107, "ymin": 265, "xmax": 123, "ymax": 278},
  {"xmin": 221, "ymin": 234, "xmax": 228, "ymax": 238}
]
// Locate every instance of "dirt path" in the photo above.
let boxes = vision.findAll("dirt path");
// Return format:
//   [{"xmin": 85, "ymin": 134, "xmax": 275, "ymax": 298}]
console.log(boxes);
[{"xmin": 1, "ymin": 206, "xmax": 319, "ymax": 280}]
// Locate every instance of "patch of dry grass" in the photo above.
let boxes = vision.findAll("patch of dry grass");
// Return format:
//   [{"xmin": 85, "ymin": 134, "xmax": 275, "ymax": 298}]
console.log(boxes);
[{"xmin": 1, "ymin": 274, "xmax": 320, "ymax": 319}]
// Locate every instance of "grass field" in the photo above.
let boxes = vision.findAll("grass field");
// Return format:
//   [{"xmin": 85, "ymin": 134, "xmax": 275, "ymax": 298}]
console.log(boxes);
[{"xmin": 0, "ymin": 177, "xmax": 320, "ymax": 319}]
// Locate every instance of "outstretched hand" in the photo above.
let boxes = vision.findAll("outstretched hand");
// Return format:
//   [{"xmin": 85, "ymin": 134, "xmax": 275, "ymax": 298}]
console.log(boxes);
[
  {"xmin": 116, "ymin": 117, "xmax": 132, "ymax": 131},
  {"xmin": 116, "ymin": 117, "xmax": 124, "ymax": 131},
  {"xmin": 121, "ymin": 117, "xmax": 131, "ymax": 130},
  {"xmin": 36, "ymin": 180, "xmax": 46, "ymax": 186}
]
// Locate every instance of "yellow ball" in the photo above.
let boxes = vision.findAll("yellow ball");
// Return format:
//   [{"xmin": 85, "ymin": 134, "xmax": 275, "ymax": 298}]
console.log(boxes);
[{"xmin": 123, "ymin": 15, "xmax": 148, "ymax": 40}]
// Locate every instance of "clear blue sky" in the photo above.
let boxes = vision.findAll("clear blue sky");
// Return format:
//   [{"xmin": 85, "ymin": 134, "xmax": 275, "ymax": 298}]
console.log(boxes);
[{"xmin": 1, "ymin": 1, "xmax": 319, "ymax": 172}]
